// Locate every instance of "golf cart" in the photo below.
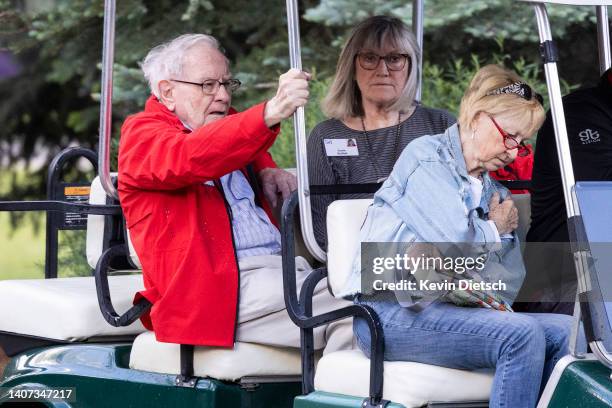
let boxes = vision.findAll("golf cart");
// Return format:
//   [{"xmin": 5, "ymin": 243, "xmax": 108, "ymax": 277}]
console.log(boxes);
[
  {"xmin": 278, "ymin": 1, "xmax": 612, "ymax": 407},
  {"xmin": 0, "ymin": 0, "xmax": 611, "ymax": 407}
]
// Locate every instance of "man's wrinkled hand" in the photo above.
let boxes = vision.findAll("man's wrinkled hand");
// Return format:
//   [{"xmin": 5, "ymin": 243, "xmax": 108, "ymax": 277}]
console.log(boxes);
[
  {"xmin": 264, "ymin": 69, "xmax": 311, "ymax": 128},
  {"xmin": 259, "ymin": 168, "xmax": 297, "ymax": 208}
]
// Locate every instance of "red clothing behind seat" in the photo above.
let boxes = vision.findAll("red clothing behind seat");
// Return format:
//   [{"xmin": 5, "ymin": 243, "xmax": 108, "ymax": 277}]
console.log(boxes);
[
  {"xmin": 118, "ymin": 96, "xmax": 279, "ymax": 347},
  {"xmin": 490, "ymin": 145, "xmax": 534, "ymax": 194}
]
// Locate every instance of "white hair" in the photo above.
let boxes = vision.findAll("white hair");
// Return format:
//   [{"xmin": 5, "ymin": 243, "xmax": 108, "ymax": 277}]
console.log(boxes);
[{"xmin": 141, "ymin": 34, "xmax": 225, "ymax": 98}]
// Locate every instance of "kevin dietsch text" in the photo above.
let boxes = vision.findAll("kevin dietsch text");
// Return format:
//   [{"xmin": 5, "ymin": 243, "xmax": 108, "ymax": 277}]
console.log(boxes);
[
  {"xmin": 372, "ymin": 279, "xmax": 507, "ymax": 292},
  {"xmin": 369, "ymin": 252, "xmax": 507, "ymax": 292}
]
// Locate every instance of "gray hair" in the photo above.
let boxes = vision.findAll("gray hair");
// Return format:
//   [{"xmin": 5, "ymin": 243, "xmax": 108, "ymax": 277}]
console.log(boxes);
[
  {"xmin": 321, "ymin": 16, "xmax": 420, "ymax": 119},
  {"xmin": 141, "ymin": 34, "xmax": 225, "ymax": 98}
]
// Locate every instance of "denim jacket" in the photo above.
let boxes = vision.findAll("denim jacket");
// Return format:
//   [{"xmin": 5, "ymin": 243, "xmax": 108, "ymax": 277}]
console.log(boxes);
[{"xmin": 343, "ymin": 124, "xmax": 526, "ymax": 305}]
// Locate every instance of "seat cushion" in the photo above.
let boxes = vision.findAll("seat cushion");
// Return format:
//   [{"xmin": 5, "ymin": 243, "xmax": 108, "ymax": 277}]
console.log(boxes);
[
  {"xmin": 314, "ymin": 350, "xmax": 493, "ymax": 408},
  {"xmin": 129, "ymin": 331, "xmax": 303, "ymax": 381},
  {"xmin": 0, "ymin": 275, "xmax": 145, "ymax": 341}
]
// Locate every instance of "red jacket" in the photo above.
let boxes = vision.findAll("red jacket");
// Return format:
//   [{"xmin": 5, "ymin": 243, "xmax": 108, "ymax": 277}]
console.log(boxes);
[
  {"xmin": 490, "ymin": 145, "xmax": 534, "ymax": 194},
  {"xmin": 118, "ymin": 96, "xmax": 279, "ymax": 347}
]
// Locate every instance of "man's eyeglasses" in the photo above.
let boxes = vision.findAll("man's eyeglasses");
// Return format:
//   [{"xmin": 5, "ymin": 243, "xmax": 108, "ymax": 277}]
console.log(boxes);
[
  {"xmin": 488, "ymin": 116, "xmax": 530, "ymax": 157},
  {"xmin": 356, "ymin": 52, "xmax": 411, "ymax": 71},
  {"xmin": 170, "ymin": 78, "xmax": 242, "ymax": 95}
]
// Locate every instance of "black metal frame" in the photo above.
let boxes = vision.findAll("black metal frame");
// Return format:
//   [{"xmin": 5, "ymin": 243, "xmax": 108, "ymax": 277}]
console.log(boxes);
[
  {"xmin": 310, "ymin": 180, "xmax": 531, "ymax": 197},
  {"xmin": 0, "ymin": 148, "xmax": 152, "ymax": 349},
  {"xmin": 287, "ymin": 180, "xmax": 526, "ymax": 406},
  {"xmin": 0, "ymin": 200, "xmax": 121, "ymax": 214},
  {"xmin": 281, "ymin": 192, "xmax": 388, "ymax": 407},
  {"xmin": 0, "ymin": 330, "xmax": 140, "ymax": 357},
  {"xmin": 94, "ymin": 244, "xmax": 151, "ymax": 327},
  {"xmin": 0, "ymin": 147, "xmax": 126, "ymax": 278},
  {"xmin": 0, "ymin": 148, "xmax": 205, "ymax": 389},
  {"xmin": 0, "ymin": 330, "xmax": 70, "ymax": 357},
  {"xmin": 176, "ymin": 345, "xmax": 198, "ymax": 387},
  {"xmin": 45, "ymin": 147, "xmax": 98, "ymax": 278}
]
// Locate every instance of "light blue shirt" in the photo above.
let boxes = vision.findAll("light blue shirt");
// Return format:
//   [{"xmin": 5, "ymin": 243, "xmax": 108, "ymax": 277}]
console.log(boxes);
[
  {"xmin": 220, "ymin": 170, "xmax": 281, "ymax": 260},
  {"xmin": 343, "ymin": 124, "xmax": 525, "ymax": 305},
  {"xmin": 181, "ymin": 120, "xmax": 281, "ymax": 260}
]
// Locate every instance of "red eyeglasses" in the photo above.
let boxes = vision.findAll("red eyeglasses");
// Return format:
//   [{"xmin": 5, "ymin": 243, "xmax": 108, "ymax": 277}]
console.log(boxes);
[{"xmin": 488, "ymin": 116, "xmax": 530, "ymax": 157}]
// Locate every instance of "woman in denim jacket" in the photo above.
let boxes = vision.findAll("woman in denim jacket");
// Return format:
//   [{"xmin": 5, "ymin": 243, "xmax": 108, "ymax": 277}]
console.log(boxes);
[{"xmin": 346, "ymin": 65, "xmax": 572, "ymax": 408}]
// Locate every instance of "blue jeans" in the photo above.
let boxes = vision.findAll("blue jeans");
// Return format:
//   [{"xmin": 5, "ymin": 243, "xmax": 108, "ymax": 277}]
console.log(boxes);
[{"xmin": 354, "ymin": 291, "xmax": 574, "ymax": 408}]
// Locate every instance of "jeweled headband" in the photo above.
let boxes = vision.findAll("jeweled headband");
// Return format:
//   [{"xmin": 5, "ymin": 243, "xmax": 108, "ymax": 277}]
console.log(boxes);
[{"xmin": 486, "ymin": 82, "xmax": 543, "ymax": 105}]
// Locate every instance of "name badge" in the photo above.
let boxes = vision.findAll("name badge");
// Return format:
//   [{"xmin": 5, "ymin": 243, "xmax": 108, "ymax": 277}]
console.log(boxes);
[{"xmin": 324, "ymin": 138, "xmax": 359, "ymax": 157}]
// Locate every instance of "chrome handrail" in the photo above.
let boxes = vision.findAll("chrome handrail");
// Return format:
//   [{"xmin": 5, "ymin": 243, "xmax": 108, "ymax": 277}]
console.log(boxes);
[
  {"xmin": 529, "ymin": 1, "xmax": 612, "ymax": 367},
  {"xmin": 285, "ymin": 0, "xmax": 425, "ymax": 263},
  {"xmin": 533, "ymin": 4, "xmax": 577, "ymax": 217},
  {"xmin": 99, "ymin": 0, "xmax": 118, "ymax": 200},
  {"xmin": 413, "ymin": 0, "xmax": 424, "ymax": 102},
  {"xmin": 596, "ymin": 5, "xmax": 611, "ymax": 74},
  {"xmin": 286, "ymin": 0, "xmax": 326, "ymax": 262}
]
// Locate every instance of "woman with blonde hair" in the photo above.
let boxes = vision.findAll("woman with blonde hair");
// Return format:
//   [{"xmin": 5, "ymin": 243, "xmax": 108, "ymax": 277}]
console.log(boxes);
[
  {"xmin": 308, "ymin": 15, "xmax": 455, "ymax": 248},
  {"xmin": 343, "ymin": 65, "xmax": 572, "ymax": 408}
]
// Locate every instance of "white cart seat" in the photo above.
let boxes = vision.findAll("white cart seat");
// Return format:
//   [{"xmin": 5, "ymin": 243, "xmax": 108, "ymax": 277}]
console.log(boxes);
[
  {"xmin": 87, "ymin": 174, "xmax": 141, "ymax": 269},
  {"xmin": 323, "ymin": 199, "xmax": 518, "ymax": 406},
  {"xmin": 130, "ymin": 331, "xmax": 302, "ymax": 381},
  {"xmin": 315, "ymin": 349, "xmax": 493, "ymax": 408},
  {"xmin": 0, "ymin": 275, "xmax": 145, "ymax": 341},
  {"xmin": 0, "ymin": 175, "xmax": 147, "ymax": 343}
]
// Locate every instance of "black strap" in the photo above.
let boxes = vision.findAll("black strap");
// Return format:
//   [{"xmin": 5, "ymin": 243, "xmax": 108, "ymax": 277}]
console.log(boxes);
[
  {"xmin": 568, "ymin": 215, "xmax": 590, "ymax": 253},
  {"xmin": 175, "ymin": 344, "xmax": 197, "ymax": 387},
  {"xmin": 181, "ymin": 344, "xmax": 194, "ymax": 377},
  {"xmin": 540, "ymin": 40, "xmax": 560, "ymax": 63},
  {"xmin": 246, "ymin": 164, "xmax": 264, "ymax": 208},
  {"xmin": 310, "ymin": 183, "xmax": 382, "ymax": 195},
  {"xmin": 309, "ymin": 180, "xmax": 530, "ymax": 196},
  {"xmin": 579, "ymin": 292, "xmax": 598, "ymax": 343},
  {"xmin": 213, "ymin": 178, "xmax": 241, "ymax": 343}
]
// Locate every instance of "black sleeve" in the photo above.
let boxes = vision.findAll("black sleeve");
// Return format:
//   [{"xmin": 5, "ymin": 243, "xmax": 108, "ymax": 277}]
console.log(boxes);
[
  {"xmin": 307, "ymin": 124, "xmax": 337, "ymax": 249},
  {"xmin": 528, "ymin": 87, "xmax": 612, "ymax": 243},
  {"xmin": 564, "ymin": 91, "xmax": 612, "ymax": 181}
]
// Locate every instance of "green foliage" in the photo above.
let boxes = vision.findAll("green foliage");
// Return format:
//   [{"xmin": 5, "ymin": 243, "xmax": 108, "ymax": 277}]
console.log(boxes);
[
  {"xmin": 272, "ymin": 75, "xmax": 330, "ymax": 168},
  {"xmin": 305, "ymin": 0, "xmax": 602, "ymax": 88},
  {"xmin": 0, "ymin": 0, "xmax": 600, "ymax": 187},
  {"xmin": 0, "ymin": 0, "xmax": 597, "ymax": 275},
  {"xmin": 273, "ymin": 47, "xmax": 581, "ymax": 170},
  {"xmin": 0, "ymin": 212, "xmax": 44, "ymax": 280},
  {"xmin": 421, "ymin": 51, "xmax": 578, "ymax": 120},
  {"xmin": 0, "ymin": 0, "xmax": 344, "ymax": 192},
  {"xmin": 306, "ymin": 0, "xmax": 597, "ymax": 44},
  {"xmin": 57, "ymin": 230, "xmax": 91, "ymax": 277}
]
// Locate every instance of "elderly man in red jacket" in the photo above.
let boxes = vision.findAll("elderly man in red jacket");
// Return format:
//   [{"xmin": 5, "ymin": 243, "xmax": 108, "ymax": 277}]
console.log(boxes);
[{"xmin": 118, "ymin": 34, "xmax": 352, "ymax": 352}]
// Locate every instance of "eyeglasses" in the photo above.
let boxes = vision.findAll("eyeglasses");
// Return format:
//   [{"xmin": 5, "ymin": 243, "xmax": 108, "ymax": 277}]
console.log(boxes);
[
  {"xmin": 170, "ymin": 78, "xmax": 241, "ymax": 95},
  {"xmin": 488, "ymin": 116, "xmax": 530, "ymax": 157},
  {"xmin": 356, "ymin": 52, "xmax": 411, "ymax": 71}
]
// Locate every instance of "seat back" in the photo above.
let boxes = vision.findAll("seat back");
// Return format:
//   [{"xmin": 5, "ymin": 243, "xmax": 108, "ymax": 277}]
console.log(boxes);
[
  {"xmin": 573, "ymin": 181, "xmax": 612, "ymax": 350},
  {"xmin": 326, "ymin": 199, "xmax": 373, "ymax": 297},
  {"xmin": 325, "ymin": 194, "xmax": 532, "ymax": 297},
  {"xmin": 86, "ymin": 175, "xmax": 141, "ymax": 270},
  {"xmin": 513, "ymin": 193, "xmax": 531, "ymax": 243}
]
